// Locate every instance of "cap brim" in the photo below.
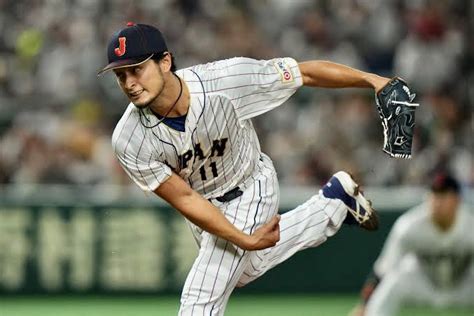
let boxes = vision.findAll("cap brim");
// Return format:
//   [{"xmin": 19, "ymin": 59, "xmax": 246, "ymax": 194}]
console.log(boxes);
[{"xmin": 97, "ymin": 54, "xmax": 154, "ymax": 76}]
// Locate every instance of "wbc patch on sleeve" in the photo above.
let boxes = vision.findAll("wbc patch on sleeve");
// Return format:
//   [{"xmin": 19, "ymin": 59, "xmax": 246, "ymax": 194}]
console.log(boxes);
[{"xmin": 273, "ymin": 59, "xmax": 294, "ymax": 83}]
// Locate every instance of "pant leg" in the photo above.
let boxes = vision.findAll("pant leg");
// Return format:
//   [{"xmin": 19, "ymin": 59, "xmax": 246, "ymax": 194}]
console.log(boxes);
[
  {"xmin": 237, "ymin": 192, "xmax": 348, "ymax": 287},
  {"xmin": 179, "ymin": 158, "xmax": 279, "ymax": 316},
  {"xmin": 179, "ymin": 231, "xmax": 250, "ymax": 316},
  {"xmin": 438, "ymin": 264, "xmax": 474, "ymax": 308},
  {"xmin": 365, "ymin": 256, "xmax": 433, "ymax": 316}
]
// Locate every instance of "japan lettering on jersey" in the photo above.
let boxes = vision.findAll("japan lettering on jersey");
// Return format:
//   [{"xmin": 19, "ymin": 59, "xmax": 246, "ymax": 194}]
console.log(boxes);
[{"xmin": 112, "ymin": 57, "xmax": 303, "ymax": 198}]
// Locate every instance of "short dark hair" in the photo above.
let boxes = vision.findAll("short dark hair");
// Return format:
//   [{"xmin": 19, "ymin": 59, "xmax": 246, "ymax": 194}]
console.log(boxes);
[{"xmin": 153, "ymin": 52, "xmax": 177, "ymax": 72}]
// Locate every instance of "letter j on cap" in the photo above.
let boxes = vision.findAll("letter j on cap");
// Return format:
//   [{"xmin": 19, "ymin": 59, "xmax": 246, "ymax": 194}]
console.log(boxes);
[{"xmin": 114, "ymin": 37, "xmax": 126, "ymax": 57}]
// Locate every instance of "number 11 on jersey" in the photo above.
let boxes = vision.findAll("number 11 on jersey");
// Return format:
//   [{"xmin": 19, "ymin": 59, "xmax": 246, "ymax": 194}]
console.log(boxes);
[{"xmin": 199, "ymin": 162, "xmax": 218, "ymax": 181}]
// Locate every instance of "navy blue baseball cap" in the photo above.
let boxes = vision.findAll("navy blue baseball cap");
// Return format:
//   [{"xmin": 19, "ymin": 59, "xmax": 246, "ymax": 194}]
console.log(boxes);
[
  {"xmin": 98, "ymin": 22, "xmax": 168, "ymax": 75},
  {"xmin": 430, "ymin": 172, "xmax": 460, "ymax": 194}
]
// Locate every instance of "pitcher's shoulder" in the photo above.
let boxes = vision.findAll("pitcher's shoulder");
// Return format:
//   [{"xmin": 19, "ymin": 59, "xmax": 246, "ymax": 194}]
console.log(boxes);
[{"xmin": 111, "ymin": 103, "xmax": 141, "ymax": 151}]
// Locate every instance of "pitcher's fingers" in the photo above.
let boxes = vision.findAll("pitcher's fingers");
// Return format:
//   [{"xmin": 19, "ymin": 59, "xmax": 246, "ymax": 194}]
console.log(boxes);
[
  {"xmin": 271, "ymin": 214, "xmax": 281, "ymax": 226},
  {"xmin": 275, "ymin": 224, "xmax": 281, "ymax": 242}
]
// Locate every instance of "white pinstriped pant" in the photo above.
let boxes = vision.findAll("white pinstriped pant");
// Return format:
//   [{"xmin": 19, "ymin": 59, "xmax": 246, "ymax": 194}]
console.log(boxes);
[{"xmin": 179, "ymin": 155, "xmax": 348, "ymax": 315}]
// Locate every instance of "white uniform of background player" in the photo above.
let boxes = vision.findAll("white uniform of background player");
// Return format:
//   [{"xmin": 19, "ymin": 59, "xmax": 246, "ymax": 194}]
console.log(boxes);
[
  {"xmin": 364, "ymin": 179, "xmax": 474, "ymax": 316},
  {"xmin": 101, "ymin": 23, "xmax": 384, "ymax": 316}
]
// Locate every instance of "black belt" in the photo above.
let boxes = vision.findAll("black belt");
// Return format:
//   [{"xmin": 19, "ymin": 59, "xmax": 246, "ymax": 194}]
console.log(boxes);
[{"xmin": 214, "ymin": 187, "xmax": 243, "ymax": 203}]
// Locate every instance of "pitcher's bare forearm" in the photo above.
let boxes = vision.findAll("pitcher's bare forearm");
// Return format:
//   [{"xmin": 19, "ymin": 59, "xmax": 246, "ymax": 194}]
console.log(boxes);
[
  {"xmin": 154, "ymin": 173, "xmax": 280, "ymax": 250},
  {"xmin": 298, "ymin": 60, "xmax": 390, "ymax": 93}
]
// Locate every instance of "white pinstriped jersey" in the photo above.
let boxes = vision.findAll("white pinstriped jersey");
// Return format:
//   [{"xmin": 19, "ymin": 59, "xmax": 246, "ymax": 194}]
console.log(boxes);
[
  {"xmin": 374, "ymin": 203, "xmax": 474, "ymax": 288},
  {"xmin": 112, "ymin": 57, "xmax": 303, "ymax": 199}
]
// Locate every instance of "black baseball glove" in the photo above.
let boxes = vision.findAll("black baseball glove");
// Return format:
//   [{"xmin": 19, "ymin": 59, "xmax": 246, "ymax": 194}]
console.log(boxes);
[{"xmin": 375, "ymin": 77, "xmax": 419, "ymax": 159}]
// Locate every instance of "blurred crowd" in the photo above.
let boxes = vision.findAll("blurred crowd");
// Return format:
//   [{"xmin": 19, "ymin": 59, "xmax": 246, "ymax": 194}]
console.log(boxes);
[{"xmin": 0, "ymin": 0, "xmax": 472, "ymax": 188}]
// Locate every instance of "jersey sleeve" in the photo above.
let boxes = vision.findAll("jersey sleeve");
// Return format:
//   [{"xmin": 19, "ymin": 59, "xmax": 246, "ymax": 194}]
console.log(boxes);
[
  {"xmin": 198, "ymin": 57, "xmax": 303, "ymax": 120},
  {"xmin": 112, "ymin": 112, "xmax": 172, "ymax": 192},
  {"xmin": 373, "ymin": 211, "xmax": 413, "ymax": 277}
]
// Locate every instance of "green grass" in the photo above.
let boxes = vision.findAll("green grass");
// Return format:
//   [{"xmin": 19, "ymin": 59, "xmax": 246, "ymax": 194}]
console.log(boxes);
[{"xmin": 0, "ymin": 295, "xmax": 472, "ymax": 316}]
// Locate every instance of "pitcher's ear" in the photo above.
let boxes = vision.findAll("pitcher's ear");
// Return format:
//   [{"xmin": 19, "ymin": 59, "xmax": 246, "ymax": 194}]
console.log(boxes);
[{"xmin": 158, "ymin": 52, "xmax": 173, "ymax": 73}]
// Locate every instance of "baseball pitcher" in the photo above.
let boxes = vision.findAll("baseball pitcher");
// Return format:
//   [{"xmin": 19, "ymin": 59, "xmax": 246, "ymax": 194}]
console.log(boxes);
[{"xmin": 98, "ymin": 23, "xmax": 417, "ymax": 315}]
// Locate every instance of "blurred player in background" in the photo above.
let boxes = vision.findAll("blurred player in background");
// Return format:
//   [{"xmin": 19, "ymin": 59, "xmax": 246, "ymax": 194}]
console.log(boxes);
[
  {"xmin": 99, "ymin": 23, "xmax": 395, "ymax": 315},
  {"xmin": 351, "ymin": 172, "xmax": 474, "ymax": 316}
]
